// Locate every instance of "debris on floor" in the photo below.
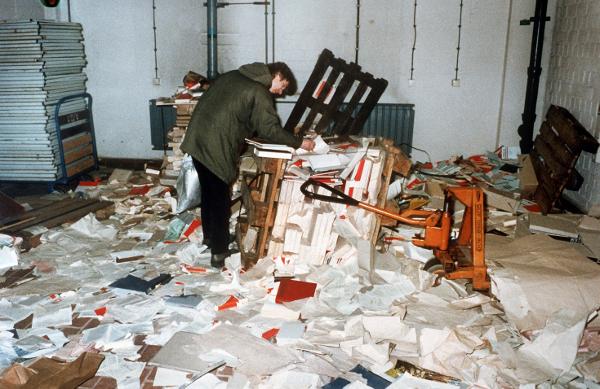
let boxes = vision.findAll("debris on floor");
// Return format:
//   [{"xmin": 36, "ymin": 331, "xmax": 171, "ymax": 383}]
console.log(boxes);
[{"xmin": 0, "ymin": 139, "xmax": 599, "ymax": 388}]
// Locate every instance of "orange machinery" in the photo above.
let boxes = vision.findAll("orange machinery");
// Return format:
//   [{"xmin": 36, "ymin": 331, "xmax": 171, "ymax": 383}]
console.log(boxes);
[{"xmin": 300, "ymin": 179, "xmax": 489, "ymax": 291}]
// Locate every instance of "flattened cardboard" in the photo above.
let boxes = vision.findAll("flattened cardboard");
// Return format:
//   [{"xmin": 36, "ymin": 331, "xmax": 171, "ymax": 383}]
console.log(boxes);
[{"xmin": 0, "ymin": 352, "xmax": 104, "ymax": 389}]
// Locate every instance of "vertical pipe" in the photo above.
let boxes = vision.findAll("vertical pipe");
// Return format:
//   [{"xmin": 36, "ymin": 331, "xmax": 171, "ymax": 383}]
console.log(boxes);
[
  {"xmin": 264, "ymin": 1, "xmax": 268, "ymax": 63},
  {"xmin": 67, "ymin": 0, "xmax": 71, "ymax": 22},
  {"xmin": 271, "ymin": 0, "xmax": 275, "ymax": 62},
  {"xmin": 410, "ymin": 0, "xmax": 417, "ymax": 81},
  {"xmin": 152, "ymin": 0, "xmax": 159, "ymax": 80},
  {"xmin": 453, "ymin": 0, "xmax": 463, "ymax": 81},
  {"xmin": 495, "ymin": 0, "xmax": 513, "ymax": 149},
  {"xmin": 517, "ymin": 0, "xmax": 549, "ymax": 154},
  {"xmin": 207, "ymin": 0, "xmax": 218, "ymax": 80},
  {"xmin": 355, "ymin": 0, "xmax": 360, "ymax": 63}
]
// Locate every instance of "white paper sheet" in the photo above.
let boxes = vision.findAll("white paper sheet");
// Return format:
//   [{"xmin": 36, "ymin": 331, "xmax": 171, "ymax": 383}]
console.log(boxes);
[
  {"xmin": 68, "ymin": 213, "xmax": 118, "ymax": 240},
  {"xmin": 153, "ymin": 366, "xmax": 192, "ymax": 386}
]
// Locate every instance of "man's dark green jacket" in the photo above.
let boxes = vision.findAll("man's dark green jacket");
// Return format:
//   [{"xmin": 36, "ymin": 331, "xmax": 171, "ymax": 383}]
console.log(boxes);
[{"xmin": 181, "ymin": 63, "xmax": 302, "ymax": 184}]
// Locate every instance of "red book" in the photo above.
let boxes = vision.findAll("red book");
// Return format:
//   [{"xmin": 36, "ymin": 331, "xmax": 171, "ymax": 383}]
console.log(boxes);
[
  {"xmin": 275, "ymin": 279, "xmax": 317, "ymax": 304},
  {"xmin": 262, "ymin": 328, "xmax": 280, "ymax": 340},
  {"xmin": 129, "ymin": 185, "xmax": 151, "ymax": 196}
]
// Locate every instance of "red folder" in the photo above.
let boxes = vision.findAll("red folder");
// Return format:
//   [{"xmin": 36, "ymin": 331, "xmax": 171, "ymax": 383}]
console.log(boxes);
[{"xmin": 275, "ymin": 279, "xmax": 317, "ymax": 304}]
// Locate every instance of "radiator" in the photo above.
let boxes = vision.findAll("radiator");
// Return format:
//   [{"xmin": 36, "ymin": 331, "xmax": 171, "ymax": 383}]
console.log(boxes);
[{"xmin": 345, "ymin": 103, "xmax": 415, "ymax": 155}]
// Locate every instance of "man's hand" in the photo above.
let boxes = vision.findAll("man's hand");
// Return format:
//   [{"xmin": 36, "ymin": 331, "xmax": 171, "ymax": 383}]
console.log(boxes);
[{"xmin": 300, "ymin": 139, "xmax": 315, "ymax": 151}]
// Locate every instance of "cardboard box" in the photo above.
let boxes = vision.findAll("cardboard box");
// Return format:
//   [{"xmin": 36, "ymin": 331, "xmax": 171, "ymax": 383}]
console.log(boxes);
[{"xmin": 519, "ymin": 154, "xmax": 538, "ymax": 197}]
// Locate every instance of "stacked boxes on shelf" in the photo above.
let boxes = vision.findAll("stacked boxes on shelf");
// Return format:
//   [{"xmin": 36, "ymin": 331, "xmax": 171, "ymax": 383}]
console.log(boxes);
[
  {"xmin": 160, "ymin": 101, "xmax": 196, "ymax": 185},
  {"xmin": 0, "ymin": 20, "xmax": 87, "ymax": 181}
]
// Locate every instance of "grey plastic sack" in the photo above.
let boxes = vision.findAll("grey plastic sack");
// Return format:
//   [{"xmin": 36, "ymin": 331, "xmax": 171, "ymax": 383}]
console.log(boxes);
[{"xmin": 175, "ymin": 155, "xmax": 201, "ymax": 214}]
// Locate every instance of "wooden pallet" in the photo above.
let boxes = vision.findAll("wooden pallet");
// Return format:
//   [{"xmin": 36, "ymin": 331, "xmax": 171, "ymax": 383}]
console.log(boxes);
[
  {"xmin": 238, "ymin": 157, "xmax": 286, "ymax": 267},
  {"xmin": 0, "ymin": 197, "xmax": 114, "ymax": 250},
  {"xmin": 284, "ymin": 49, "xmax": 388, "ymax": 136},
  {"xmin": 530, "ymin": 105, "xmax": 599, "ymax": 214}
]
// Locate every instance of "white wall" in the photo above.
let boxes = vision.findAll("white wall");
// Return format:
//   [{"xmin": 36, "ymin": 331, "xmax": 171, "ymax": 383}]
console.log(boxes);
[
  {"xmin": 544, "ymin": 0, "xmax": 600, "ymax": 212},
  {"xmin": 14, "ymin": 0, "xmax": 556, "ymax": 162}
]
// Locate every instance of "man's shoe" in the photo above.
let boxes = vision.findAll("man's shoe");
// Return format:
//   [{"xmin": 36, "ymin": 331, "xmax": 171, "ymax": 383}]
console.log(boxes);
[{"xmin": 210, "ymin": 252, "xmax": 229, "ymax": 268}]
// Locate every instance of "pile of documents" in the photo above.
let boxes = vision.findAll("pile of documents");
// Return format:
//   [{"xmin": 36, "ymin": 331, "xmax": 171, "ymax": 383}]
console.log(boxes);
[{"xmin": 1, "ymin": 155, "xmax": 600, "ymax": 388}]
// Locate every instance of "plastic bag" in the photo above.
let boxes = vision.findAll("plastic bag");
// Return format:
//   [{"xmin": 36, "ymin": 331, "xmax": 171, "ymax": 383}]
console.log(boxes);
[{"xmin": 175, "ymin": 155, "xmax": 201, "ymax": 214}]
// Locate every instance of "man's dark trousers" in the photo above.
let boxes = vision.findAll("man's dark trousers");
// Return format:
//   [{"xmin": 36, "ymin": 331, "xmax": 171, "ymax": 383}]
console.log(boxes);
[{"xmin": 192, "ymin": 158, "xmax": 230, "ymax": 255}]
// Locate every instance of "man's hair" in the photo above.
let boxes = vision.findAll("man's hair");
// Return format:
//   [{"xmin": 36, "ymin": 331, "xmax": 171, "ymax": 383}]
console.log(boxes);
[{"xmin": 267, "ymin": 62, "xmax": 297, "ymax": 96}]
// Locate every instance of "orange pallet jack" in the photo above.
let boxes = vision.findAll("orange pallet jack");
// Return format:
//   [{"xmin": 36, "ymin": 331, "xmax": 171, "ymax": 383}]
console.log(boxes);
[{"xmin": 300, "ymin": 179, "xmax": 490, "ymax": 291}]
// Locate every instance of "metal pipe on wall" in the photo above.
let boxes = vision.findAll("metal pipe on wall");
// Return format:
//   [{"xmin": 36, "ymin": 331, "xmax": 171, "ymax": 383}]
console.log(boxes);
[
  {"xmin": 495, "ymin": 0, "xmax": 513, "ymax": 149},
  {"xmin": 264, "ymin": 1, "xmax": 268, "ymax": 63},
  {"xmin": 207, "ymin": 0, "xmax": 218, "ymax": 80},
  {"xmin": 517, "ymin": 0, "xmax": 550, "ymax": 154},
  {"xmin": 355, "ymin": 0, "xmax": 360, "ymax": 63},
  {"xmin": 271, "ymin": 0, "xmax": 275, "ymax": 62}
]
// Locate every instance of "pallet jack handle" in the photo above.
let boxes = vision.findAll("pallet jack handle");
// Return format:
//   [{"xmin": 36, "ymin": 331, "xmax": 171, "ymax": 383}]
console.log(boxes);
[{"xmin": 300, "ymin": 178, "xmax": 442, "ymax": 228}]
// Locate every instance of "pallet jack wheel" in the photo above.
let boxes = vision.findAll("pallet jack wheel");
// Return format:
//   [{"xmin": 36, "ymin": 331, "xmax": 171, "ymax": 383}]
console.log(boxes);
[{"xmin": 423, "ymin": 258, "xmax": 445, "ymax": 286}]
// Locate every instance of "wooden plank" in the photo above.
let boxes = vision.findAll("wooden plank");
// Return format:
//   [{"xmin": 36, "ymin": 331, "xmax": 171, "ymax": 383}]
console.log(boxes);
[
  {"xmin": 33, "ymin": 200, "xmax": 113, "ymax": 230},
  {"xmin": 533, "ymin": 136, "xmax": 570, "ymax": 180},
  {"xmin": 0, "ymin": 198, "xmax": 103, "ymax": 232},
  {"xmin": 255, "ymin": 158, "xmax": 285, "ymax": 260},
  {"xmin": 534, "ymin": 185, "xmax": 555, "ymax": 214},
  {"xmin": 547, "ymin": 105, "xmax": 599, "ymax": 153},
  {"xmin": 529, "ymin": 149, "xmax": 562, "ymax": 214},
  {"xmin": 62, "ymin": 132, "xmax": 92, "ymax": 151},
  {"xmin": 372, "ymin": 146, "xmax": 394, "ymax": 244},
  {"xmin": 546, "ymin": 105, "xmax": 599, "ymax": 154},
  {"xmin": 284, "ymin": 49, "xmax": 333, "ymax": 133},
  {"xmin": 538, "ymin": 121, "xmax": 575, "ymax": 167},
  {"xmin": 314, "ymin": 66, "xmax": 359, "ymax": 134},
  {"xmin": 300, "ymin": 66, "xmax": 342, "ymax": 134},
  {"xmin": 65, "ymin": 155, "xmax": 95, "ymax": 177},
  {"xmin": 331, "ymin": 82, "xmax": 368, "ymax": 135},
  {"xmin": 0, "ymin": 191, "xmax": 25, "ymax": 225},
  {"xmin": 349, "ymin": 78, "xmax": 388, "ymax": 135},
  {"xmin": 63, "ymin": 143, "xmax": 93, "ymax": 164}
]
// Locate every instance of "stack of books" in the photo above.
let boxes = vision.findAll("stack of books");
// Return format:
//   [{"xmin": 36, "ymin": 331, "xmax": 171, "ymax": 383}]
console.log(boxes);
[{"xmin": 245, "ymin": 138, "xmax": 295, "ymax": 160}]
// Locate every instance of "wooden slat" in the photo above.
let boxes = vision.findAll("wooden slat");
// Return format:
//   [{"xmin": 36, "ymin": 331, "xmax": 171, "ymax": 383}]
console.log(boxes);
[
  {"xmin": 331, "ymin": 82, "xmax": 368, "ymax": 135},
  {"xmin": 348, "ymin": 78, "xmax": 388, "ymax": 135},
  {"xmin": 0, "ymin": 198, "xmax": 105, "ymax": 232},
  {"xmin": 529, "ymin": 149, "xmax": 562, "ymax": 214},
  {"xmin": 66, "ymin": 155, "xmax": 95, "ymax": 177},
  {"xmin": 62, "ymin": 132, "xmax": 92, "ymax": 151},
  {"xmin": 63, "ymin": 143, "xmax": 93, "ymax": 164},
  {"xmin": 60, "ymin": 122, "xmax": 91, "ymax": 140},
  {"xmin": 285, "ymin": 50, "xmax": 333, "ymax": 133},
  {"xmin": 314, "ymin": 65, "xmax": 359, "ymax": 133},
  {"xmin": 299, "ymin": 66, "xmax": 342, "ymax": 133},
  {"xmin": 538, "ymin": 121, "xmax": 575, "ymax": 167},
  {"xmin": 533, "ymin": 136, "xmax": 569, "ymax": 180},
  {"xmin": 0, "ymin": 191, "xmax": 25, "ymax": 225},
  {"xmin": 534, "ymin": 185, "xmax": 555, "ymax": 214},
  {"xmin": 547, "ymin": 105, "xmax": 599, "ymax": 153}
]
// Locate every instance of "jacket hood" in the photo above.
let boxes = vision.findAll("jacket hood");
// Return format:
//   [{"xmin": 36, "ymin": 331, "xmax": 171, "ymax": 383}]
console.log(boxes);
[{"xmin": 238, "ymin": 63, "xmax": 272, "ymax": 87}]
